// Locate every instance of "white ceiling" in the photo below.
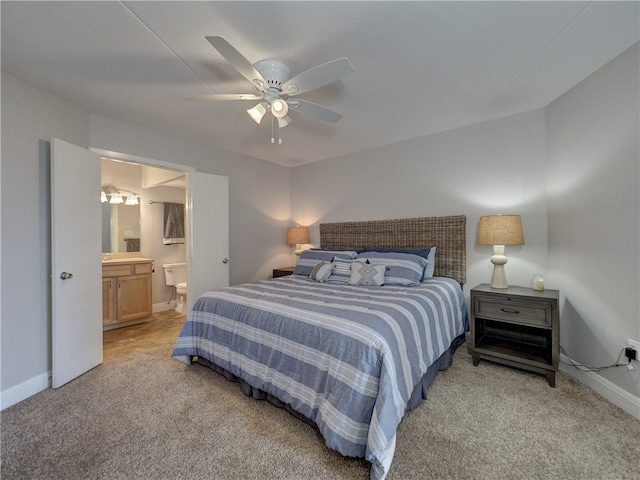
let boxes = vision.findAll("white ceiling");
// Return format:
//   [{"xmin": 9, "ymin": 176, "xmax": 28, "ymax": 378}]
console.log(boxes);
[{"xmin": 2, "ymin": 1, "xmax": 638, "ymax": 167}]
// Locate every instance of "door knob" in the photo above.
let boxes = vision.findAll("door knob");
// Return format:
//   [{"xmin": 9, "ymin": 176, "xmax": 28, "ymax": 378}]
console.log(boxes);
[
  {"xmin": 222, "ymin": 258, "xmax": 229, "ymax": 264},
  {"xmin": 60, "ymin": 272, "xmax": 74, "ymax": 280}
]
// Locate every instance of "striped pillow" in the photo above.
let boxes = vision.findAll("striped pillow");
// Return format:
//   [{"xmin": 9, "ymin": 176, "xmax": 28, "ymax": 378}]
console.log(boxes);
[
  {"xmin": 293, "ymin": 250, "xmax": 358, "ymax": 276},
  {"xmin": 327, "ymin": 257, "xmax": 364, "ymax": 283},
  {"xmin": 309, "ymin": 261, "xmax": 333, "ymax": 282},
  {"xmin": 356, "ymin": 252, "xmax": 428, "ymax": 286}
]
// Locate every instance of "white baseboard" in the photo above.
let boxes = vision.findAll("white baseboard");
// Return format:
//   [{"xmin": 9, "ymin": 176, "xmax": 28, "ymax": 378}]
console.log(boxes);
[
  {"xmin": 560, "ymin": 353, "xmax": 640, "ymax": 420},
  {"xmin": 1, "ymin": 371, "xmax": 51, "ymax": 411},
  {"xmin": 3, "ymin": 303, "xmax": 178, "ymax": 410}
]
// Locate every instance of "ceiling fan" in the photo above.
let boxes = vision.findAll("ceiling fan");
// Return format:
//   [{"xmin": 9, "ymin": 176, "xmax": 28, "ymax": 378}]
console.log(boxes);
[{"xmin": 185, "ymin": 36, "xmax": 354, "ymax": 143}]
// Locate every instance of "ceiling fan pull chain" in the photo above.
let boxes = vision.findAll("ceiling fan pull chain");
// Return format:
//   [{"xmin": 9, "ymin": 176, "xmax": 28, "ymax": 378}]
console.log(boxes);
[{"xmin": 271, "ymin": 116, "xmax": 275, "ymax": 144}]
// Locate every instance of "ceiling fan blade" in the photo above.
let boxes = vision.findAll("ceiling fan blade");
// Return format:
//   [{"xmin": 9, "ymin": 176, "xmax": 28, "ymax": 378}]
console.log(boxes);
[
  {"xmin": 287, "ymin": 98, "xmax": 343, "ymax": 123},
  {"xmin": 282, "ymin": 57, "xmax": 354, "ymax": 96},
  {"xmin": 183, "ymin": 93, "xmax": 263, "ymax": 101},
  {"xmin": 206, "ymin": 36, "xmax": 267, "ymax": 91}
]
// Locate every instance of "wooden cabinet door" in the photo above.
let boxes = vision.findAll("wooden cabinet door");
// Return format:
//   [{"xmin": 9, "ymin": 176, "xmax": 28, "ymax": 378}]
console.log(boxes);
[
  {"xmin": 117, "ymin": 274, "xmax": 152, "ymax": 322},
  {"xmin": 102, "ymin": 278, "xmax": 117, "ymax": 326}
]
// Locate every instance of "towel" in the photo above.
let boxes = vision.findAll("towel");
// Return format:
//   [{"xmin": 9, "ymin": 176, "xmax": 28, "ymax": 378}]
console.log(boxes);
[
  {"xmin": 163, "ymin": 202, "xmax": 185, "ymax": 245},
  {"xmin": 124, "ymin": 237, "xmax": 140, "ymax": 252}
]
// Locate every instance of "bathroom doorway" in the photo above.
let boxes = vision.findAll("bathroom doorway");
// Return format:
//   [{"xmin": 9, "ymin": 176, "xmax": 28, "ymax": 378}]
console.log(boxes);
[
  {"xmin": 101, "ymin": 158, "xmax": 188, "ymax": 319},
  {"xmin": 52, "ymin": 139, "xmax": 229, "ymax": 386},
  {"xmin": 97, "ymin": 151, "xmax": 232, "ymax": 367}
]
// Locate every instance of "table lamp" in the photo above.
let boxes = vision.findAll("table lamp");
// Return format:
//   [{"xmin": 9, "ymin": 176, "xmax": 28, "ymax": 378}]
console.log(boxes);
[
  {"xmin": 286, "ymin": 226, "xmax": 310, "ymax": 256},
  {"xmin": 477, "ymin": 215, "xmax": 524, "ymax": 289}
]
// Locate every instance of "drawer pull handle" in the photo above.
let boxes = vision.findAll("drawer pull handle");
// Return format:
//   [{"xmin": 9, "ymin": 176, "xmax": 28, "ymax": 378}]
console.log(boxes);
[{"xmin": 500, "ymin": 308, "xmax": 520, "ymax": 314}]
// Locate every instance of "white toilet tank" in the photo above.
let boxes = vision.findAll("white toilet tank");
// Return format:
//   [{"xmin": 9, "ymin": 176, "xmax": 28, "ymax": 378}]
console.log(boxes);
[{"xmin": 162, "ymin": 263, "xmax": 187, "ymax": 286}]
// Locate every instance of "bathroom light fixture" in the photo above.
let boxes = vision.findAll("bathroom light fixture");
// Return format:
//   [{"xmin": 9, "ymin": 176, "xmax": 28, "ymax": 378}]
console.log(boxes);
[
  {"xmin": 101, "ymin": 185, "xmax": 140, "ymax": 206},
  {"xmin": 477, "ymin": 214, "xmax": 525, "ymax": 289},
  {"xmin": 286, "ymin": 225, "xmax": 310, "ymax": 256},
  {"xmin": 109, "ymin": 192, "xmax": 124, "ymax": 205},
  {"xmin": 124, "ymin": 195, "xmax": 139, "ymax": 206}
]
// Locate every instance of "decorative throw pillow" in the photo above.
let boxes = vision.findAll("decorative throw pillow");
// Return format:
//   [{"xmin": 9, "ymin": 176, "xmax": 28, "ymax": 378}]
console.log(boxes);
[
  {"xmin": 327, "ymin": 257, "xmax": 364, "ymax": 283},
  {"xmin": 364, "ymin": 246, "xmax": 436, "ymax": 279},
  {"xmin": 309, "ymin": 261, "xmax": 333, "ymax": 282},
  {"xmin": 349, "ymin": 263, "xmax": 386, "ymax": 286},
  {"xmin": 356, "ymin": 251, "xmax": 428, "ymax": 286},
  {"xmin": 293, "ymin": 249, "xmax": 358, "ymax": 276}
]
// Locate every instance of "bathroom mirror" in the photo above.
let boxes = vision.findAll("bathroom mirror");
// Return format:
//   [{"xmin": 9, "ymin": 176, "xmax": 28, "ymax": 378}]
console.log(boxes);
[{"xmin": 101, "ymin": 203, "xmax": 141, "ymax": 253}]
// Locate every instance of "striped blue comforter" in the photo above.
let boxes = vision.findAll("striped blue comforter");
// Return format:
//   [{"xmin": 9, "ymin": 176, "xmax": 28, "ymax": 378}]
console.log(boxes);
[{"xmin": 173, "ymin": 275, "xmax": 468, "ymax": 479}]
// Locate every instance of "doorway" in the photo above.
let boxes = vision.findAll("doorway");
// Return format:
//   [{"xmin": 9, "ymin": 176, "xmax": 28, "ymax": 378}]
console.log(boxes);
[
  {"xmin": 52, "ymin": 139, "xmax": 229, "ymax": 388},
  {"xmin": 102, "ymin": 158, "xmax": 188, "ymax": 316}
]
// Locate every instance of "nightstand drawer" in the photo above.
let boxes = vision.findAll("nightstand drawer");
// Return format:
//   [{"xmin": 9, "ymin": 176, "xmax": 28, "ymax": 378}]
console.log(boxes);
[{"xmin": 475, "ymin": 296, "xmax": 552, "ymax": 327}]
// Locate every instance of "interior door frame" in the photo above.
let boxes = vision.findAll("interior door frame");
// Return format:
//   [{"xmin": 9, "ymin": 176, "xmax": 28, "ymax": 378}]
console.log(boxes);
[{"xmin": 91, "ymin": 147, "xmax": 196, "ymax": 308}]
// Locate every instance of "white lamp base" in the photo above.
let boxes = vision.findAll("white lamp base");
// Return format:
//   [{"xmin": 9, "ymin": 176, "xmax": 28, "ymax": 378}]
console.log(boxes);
[
  {"xmin": 489, "ymin": 245, "xmax": 508, "ymax": 289},
  {"xmin": 294, "ymin": 244, "xmax": 304, "ymax": 256}
]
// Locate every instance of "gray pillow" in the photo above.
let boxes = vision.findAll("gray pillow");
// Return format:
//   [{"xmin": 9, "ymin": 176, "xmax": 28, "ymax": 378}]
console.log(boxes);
[
  {"xmin": 356, "ymin": 251, "xmax": 428, "ymax": 286},
  {"xmin": 349, "ymin": 263, "xmax": 386, "ymax": 286},
  {"xmin": 293, "ymin": 250, "xmax": 358, "ymax": 276}
]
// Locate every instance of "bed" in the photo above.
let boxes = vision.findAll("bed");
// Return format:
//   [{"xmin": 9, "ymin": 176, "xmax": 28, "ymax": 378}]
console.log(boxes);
[{"xmin": 173, "ymin": 215, "xmax": 468, "ymax": 480}]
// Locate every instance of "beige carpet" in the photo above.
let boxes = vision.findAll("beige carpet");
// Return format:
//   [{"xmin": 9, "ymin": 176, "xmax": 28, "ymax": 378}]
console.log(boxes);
[{"xmin": 2, "ymin": 342, "xmax": 639, "ymax": 480}]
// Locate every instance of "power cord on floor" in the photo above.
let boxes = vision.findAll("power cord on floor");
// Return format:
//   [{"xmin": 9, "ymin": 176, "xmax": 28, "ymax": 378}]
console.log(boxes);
[{"xmin": 559, "ymin": 344, "xmax": 631, "ymax": 373}]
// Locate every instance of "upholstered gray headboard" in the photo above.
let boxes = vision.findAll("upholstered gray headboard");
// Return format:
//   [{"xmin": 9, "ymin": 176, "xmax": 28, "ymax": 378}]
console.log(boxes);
[{"xmin": 319, "ymin": 215, "xmax": 467, "ymax": 285}]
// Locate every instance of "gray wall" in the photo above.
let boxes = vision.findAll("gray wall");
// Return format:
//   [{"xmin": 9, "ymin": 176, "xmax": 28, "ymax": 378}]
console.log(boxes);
[
  {"xmin": 2, "ymin": 72, "xmax": 90, "ymax": 394},
  {"xmin": 291, "ymin": 109, "xmax": 550, "ymax": 297},
  {"xmin": 546, "ymin": 43, "xmax": 639, "ymax": 401},
  {"xmin": 1, "ymin": 71, "xmax": 292, "ymax": 399}
]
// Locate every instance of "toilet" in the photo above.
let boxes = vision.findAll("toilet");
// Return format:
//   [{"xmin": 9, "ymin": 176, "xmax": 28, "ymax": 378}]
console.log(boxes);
[{"xmin": 162, "ymin": 263, "xmax": 187, "ymax": 313}]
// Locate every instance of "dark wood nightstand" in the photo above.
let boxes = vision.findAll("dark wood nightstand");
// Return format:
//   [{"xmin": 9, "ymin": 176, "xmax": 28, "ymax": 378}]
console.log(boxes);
[
  {"xmin": 272, "ymin": 266, "xmax": 295, "ymax": 278},
  {"xmin": 470, "ymin": 283, "xmax": 559, "ymax": 387}
]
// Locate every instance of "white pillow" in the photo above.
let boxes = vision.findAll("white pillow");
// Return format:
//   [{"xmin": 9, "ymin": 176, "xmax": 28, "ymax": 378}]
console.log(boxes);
[{"xmin": 349, "ymin": 263, "xmax": 386, "ymax": 286}]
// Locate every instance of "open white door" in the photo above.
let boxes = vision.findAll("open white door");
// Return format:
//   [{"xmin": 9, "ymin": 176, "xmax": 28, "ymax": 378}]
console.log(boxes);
[
  {"xmin": 51, "ymin": 138, "xmax": 102, "ymax": 388},
  {"xmin": 187, "ymin": 172, "xmax": 229, "ymax": 310}
]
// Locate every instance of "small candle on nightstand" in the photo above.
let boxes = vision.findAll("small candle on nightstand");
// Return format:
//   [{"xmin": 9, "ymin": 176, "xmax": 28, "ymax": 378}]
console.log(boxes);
[{"xmin": 533, "ymin": 275, "xmax": 544, "ymax": 291}]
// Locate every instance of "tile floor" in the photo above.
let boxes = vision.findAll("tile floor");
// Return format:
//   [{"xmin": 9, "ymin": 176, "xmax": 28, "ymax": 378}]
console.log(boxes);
[{"xmin": 102, "ymin": 310, "xmax": 186, "ymax": 362}]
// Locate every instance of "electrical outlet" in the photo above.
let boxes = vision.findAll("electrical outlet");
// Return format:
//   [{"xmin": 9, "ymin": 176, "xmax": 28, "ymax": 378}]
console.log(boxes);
[{"xmin": 628, "ymin": 339, "xmax": 640, "ymax": 360}]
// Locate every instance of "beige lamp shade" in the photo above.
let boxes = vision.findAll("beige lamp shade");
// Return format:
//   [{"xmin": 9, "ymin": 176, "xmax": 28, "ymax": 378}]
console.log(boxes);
[
  {"xmin": 287, "ymin": 226, "xmax": 310, "ymax": 255},
  {"xmin": 477, "ymin": 215, "xmax": 524, "ymax": 246},
  {"xmin": 477, "ymin": 215, "xmax": 524, "ymax": 289}
]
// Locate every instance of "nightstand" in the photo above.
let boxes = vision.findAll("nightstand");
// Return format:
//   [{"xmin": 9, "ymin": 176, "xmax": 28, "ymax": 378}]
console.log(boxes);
[
  {"xmin": 470, "ymin": 284, "xmax": 559, "ymax": 387},
  {"xmin": 272, "ymin": 266, "xmax": 295, "ymax": 278}
]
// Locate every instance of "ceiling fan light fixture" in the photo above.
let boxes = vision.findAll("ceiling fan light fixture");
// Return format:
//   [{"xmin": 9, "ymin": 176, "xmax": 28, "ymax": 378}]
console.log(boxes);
[
  {"xmin": 271, "ymin": 98, "xmax": 288, "ymax": 118},
  {"xmin": 278, "ymin": 115, "xmax": 292, "ymax": 128},
  {"xmin": 247, "ymin": 102, "xmax": 268, "ymax": 124}
]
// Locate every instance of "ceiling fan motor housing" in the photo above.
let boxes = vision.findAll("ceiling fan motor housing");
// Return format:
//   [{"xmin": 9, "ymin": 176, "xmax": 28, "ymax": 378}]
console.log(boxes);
[{"xmin": 253, "ymin": 59, "xmax": 292, "ymax": 90}]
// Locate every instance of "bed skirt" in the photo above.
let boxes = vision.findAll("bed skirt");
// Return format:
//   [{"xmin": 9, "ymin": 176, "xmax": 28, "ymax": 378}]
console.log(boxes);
[{"xmin": 195, "ymin": 333, "xmax": 467, "ymax": 440}]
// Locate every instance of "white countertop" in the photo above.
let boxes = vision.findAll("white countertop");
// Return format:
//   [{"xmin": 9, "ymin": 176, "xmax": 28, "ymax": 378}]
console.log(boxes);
[{"xmin": 102, "ymin": 257, "xmax": 153, "ymax": 265}]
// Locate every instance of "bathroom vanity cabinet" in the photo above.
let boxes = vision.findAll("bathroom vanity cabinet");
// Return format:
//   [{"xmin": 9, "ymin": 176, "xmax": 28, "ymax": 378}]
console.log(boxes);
[{"xmin": 102, "ymin": 259, "xmax": 153, "ymax": 329}]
